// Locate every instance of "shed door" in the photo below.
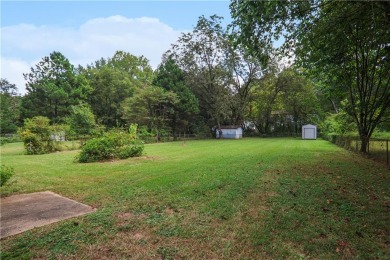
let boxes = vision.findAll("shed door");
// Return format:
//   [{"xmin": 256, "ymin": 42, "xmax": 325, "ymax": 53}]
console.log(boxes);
[{"xmin": 304, "ymin": 128, "xmax": 315, "ymax": 139}]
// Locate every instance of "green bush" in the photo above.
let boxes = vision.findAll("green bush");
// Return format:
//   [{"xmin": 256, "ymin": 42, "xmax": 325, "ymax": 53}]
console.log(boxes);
[
  {"xmin": 77, "ymin": 131, "xmax": 144, "ymax": 163},
  {"xmin": 138, "ymin": 125, "xmax": 154, "ymax": 140},
  {"xmin": 18, "ymin": 116, "xmax": 55, "ymax": 155},
  {"xmin": 0, "ymin": 165, "xmax": 14, "ymax": 187},
  {"xmin": 19, "ymin": 130, "xmax": 54, "ymax": 155},
  {"xmin": 372, "ymin": 131, "xmax": 390, "ymax": 139},
  {"xmin": 128, "ymin": 123, "xmax": 138, "ymax": 140},
  {"xmin": 117, "ymin": 141, "xmax": 144, "ymax": 159},
  {"xmin": 0, "ymin": 135, "xmax": 21, "ymax": 146},
  {"xmin": 320, "ymin": 112, "xmax": 356, "ymax": 139},
  {"xmin": 20, "ymin": 131, "xmax": 43, "ymax": 154},
  {"xmin": 0, "ymin": 138, "xmax": 7, "ymax": 146}
]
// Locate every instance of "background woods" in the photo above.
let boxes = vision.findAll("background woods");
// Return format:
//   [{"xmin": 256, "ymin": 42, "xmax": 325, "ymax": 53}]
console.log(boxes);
[{"xmin": 2, "ymin": 2, "xmax": 389, "ymax": 152}]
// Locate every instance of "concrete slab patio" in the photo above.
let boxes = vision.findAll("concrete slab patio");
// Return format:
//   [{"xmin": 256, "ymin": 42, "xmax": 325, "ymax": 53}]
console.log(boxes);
[{"xmin": 0, "ymin": 191, "xmax": 96, "ymax": 239}]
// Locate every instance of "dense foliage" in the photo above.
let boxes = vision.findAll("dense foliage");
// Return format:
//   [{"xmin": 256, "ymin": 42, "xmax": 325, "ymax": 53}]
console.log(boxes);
[
  {"xmin": 66, "ymin": 104, "xmax": 97, "ymax": 142},
  {"xmin": 231, "ymin": 0, "xmax": 390, "ymax": 151},
  {"xmin": 2, "ymin": 3, "xmax": 389, "ymax": 152},
  {"xmin": 165, "ymin": 15, "xmax": 266, "ymax": 130},
  {"xmin": 77, "ymin": 131, "xmax": 144, "ymax": 163},
  {"xmin": 81, "ymin": 51, "xmax": 154, "ymax": 127},
  {"xmin": 18, "ymin": 116, "xmax": 55, "ymax": 155},
  {"xmin": 153, "ymin": 58, "xmax": 199, "ymax": 138},
  {"xmin": 122, "ymin": 86, "xmax": 178, "ymax": 140},
  {"xmin": 21, "ymin": 52, "xmax": 92, "ymax": 123},
  {"xmin": 247, "ymin": 69, "xmax": 319, "ymax": 134},
  {"xmin": 0, "ymin": 164, "xmax": 14, "ymax": 187},
  {"xmin": 1, "ymin": 19, "xmax": 322, "ymax": 141},
  {"xmin": 0, "ymin": 79, "xmax": 21, "ymax": 134}
]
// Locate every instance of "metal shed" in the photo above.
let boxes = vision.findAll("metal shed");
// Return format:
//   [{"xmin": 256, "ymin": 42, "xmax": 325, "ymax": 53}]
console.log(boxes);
[
  {"xmin": 302, "ymin": 124, "xmax": 317, "ymax": 139},
  {"xmin": 216, "ymin": 126, "xmax": 243, "ymax": 139}
]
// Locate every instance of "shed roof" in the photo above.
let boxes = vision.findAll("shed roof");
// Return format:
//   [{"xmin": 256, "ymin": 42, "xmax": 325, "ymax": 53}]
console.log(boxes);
[
  {"xmin": 302, "ymin": 124, "xmax": 317, "ymax": 128},
  {"xmin": 219, "ymin": 125, "xmax": 242, "ymax": 129}
]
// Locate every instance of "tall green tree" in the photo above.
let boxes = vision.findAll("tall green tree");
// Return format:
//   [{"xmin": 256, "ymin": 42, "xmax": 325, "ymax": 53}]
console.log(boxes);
[
  {"xmin": 166, "ymin": 15, "xmax": 233, "ymax": 130},
  {"xmin": 153, "ymin": 57, "xmax": 199, "ymax": 138},
  {"xmin": 109, "ymin": 51, "xmax": 154, "ymax": 88},
  {"xmin": 247, "ymin": 73, "xmax": 280, "ymax": 134},
  {"xmin": 224, "ymin": 38, "xmax": 270, "ymax": 125},
  {"xmin": 121, "ymin": 86, "xmax": 178, "ymax": 139},
  {"xmin": 84, "ymin": 66, "xmax": 133, "ymax": 127},
  {"xmin": 247, "ymin": 69, "xmax": 318, "ymax": 134},
  {"xmin": 278, "ymin": 69, "xmax": 319, "ymax": 134},
  {"xmin": 66, "ymin": 104, "xmax": 96, "ymax": 142},
  {"xmin": 0, "ymin": 79, "xmax": 21, "ymax": 134},
  {"xmin": 21, "ymin": 51, "xmax": 92, "ymax": 123},
  {"xmin": 82, "ymin": 51, "xmax": 154, "ymax": 127},
  {"xmin": 231, "ymin": 1, "xmax": 390, "ymax": 152},
  {"xmin": 0, "ymin": 78, "xmax": 18, "ymax": 96}
]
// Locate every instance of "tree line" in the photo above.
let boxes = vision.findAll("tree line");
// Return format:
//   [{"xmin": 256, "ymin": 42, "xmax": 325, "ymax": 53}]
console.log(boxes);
[
  {"xmin": 1, "ymin": 1, "xmax": 389, "ymax": 152},
  {"xmin": 1, "ymin": 15, "xmax": 317, "ymax": 139},
  {"xmin": 230, "ymin": 0, "xmax": 390, "ymax": 152}
]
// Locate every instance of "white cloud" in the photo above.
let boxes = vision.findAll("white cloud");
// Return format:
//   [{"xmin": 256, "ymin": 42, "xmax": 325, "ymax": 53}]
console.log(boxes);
[
  {"xmin": 0, "ymin": 58, "xmax": 32, "ymax": 95},
  {"xmin": 1, "ymin": 15, "xmax": 184, "ymax": 95}
]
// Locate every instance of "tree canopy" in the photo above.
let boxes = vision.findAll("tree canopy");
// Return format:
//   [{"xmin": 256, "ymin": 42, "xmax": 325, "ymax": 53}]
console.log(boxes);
[
  {"xmin": 121, "ymin": 86, "xmax": 178, "ymax": 138},
  {"xmin": 231, "ymin": 0, "xmax": 390, "ymax": 151},
  {"xmin": 3, "ymin": 5, "xmax": 388, "ymax": 149},
  {"xmin": 21, "ymin": 51, "xmax": 92, "ymax": 123},
  {"xmin": 81, "ymin": 51, "xmax": 154, "ymax": 127},
  {"xmin": 166, "ymin": 15, "xmax": 232, "ymax": 129},
  {"xmin": 153, "ymin": 57, "xmax": 199, "ymax": 137},
  {"xmin": 0, "ymin": 79, "xmax": 21, "ymax": 134}
]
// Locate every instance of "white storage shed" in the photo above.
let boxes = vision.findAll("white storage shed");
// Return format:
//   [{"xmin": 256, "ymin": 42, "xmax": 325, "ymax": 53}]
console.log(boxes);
[
  {"xmin": 216, "ymin": 126, "xmax": 243, "ymax": 139},
  {"xmin": 302, "ymin": 124, "xmax": 317, "ymax": 139}
]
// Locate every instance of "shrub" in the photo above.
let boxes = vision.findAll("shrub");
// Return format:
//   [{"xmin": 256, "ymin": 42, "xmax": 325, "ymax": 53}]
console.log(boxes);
[
  {"xmin": 0, "ymin": 135, "xmax": 21, "ymax": 146},
  {"xmin": 138, "ymin": 125, "xmax": 154, "ymax": 140},
  {"xmin": 21, "ymin": 131, "xmax": 44, "ymax": 154},
  {"xmin": 23, "ymin": 116, "xmax": 51, "ymax": 139},
  {"xmin": 77, "ymin": 131, "xmax": 144, "ymax": 163},
  {"xmin": 128, "ymin": 123, "xmax": 138, "ymax": 140},
  {"xmin": 117, "ymin": 141, "xmax": 144, "ymax": 159},
  {"xmin": 0, "ymin": 165, "xmax": 14, "ymax": 187},
  {"xmin": 19, "ymin": 129, "xmax": 54, "ymax": 155},
  {"xmin": 0, "ymin": 138, "xmax": 7, "ymax": 146},
  {"xmin": 18, "ymin": 116, "xmax": 55, "ymax": 155},
  {"xmin": 66, "ymin": 104, "xmax": 98, "ymax": 145}
]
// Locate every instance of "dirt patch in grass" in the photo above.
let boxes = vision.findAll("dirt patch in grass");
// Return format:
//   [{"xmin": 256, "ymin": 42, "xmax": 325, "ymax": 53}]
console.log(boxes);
[
  {"xmin": 117, "ymin": 212, "xmax": 148, "ymax": 220},
  {"xmin": 164, "ymin": 207, "xmax": 176, "ymax": 215}
]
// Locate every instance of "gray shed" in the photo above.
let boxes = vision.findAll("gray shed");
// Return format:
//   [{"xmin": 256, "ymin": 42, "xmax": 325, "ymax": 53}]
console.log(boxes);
[
  {"xmin": 302, "ymin": 124, "xmax": 317, "ymax": 139},
  {"xmin": 216, "ymin": 126, "xmax": 243, "ymax": 139}
]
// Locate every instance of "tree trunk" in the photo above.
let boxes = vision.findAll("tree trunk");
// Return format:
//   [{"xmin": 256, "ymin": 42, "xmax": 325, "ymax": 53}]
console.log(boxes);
[
  {"xmin": 330, "ymin": 99, "xmax": 339, "ymax": 114},
  {"xmin": 54, "ymin": 102, "xmax": 58, "ymax": 122},
  {"xmin": 172, "ymin": 113, "xmax": 178, "ymax": 141},
  {"xmin": 264, "ymin": 113, "xmax": 272, "ymax": 134},
  {"xmin": 293, "ymin": 114, "xmax": 299, "ymax": 136},
  {"xmin": 360, "ymin": 135, "xmax": 369, "ymax": 153},
  {"xmin": 216, "ymin": 119, "xmax": 222, "ymax": 139}
]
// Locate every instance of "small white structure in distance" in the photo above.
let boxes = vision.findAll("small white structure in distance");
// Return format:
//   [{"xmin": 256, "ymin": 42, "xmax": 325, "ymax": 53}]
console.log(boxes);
[
  {"xmin": 216, "ymin": 126, "xmax": 243, "ymax": 139},
  {"xmin": 302, "ymin": 124, "xmax": 317, "ymax": 139}
]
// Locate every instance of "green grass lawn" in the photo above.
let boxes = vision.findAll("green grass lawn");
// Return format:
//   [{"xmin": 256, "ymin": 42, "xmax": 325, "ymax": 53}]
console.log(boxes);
[{"xmin": 1, "ymin": 138, "xmax": 389, "ymax": 259}]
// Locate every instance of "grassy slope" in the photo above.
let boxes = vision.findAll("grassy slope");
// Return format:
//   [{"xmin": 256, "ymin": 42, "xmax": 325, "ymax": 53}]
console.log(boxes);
[{"xmin": 1, "ymin": 139, "xmax": 389, "ymax": 259}]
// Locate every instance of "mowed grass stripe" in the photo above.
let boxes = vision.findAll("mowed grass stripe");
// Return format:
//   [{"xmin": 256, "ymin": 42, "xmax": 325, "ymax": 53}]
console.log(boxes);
[{"xmin": 1, "ymin": 138, "xmax": 389, "ymax": 259}]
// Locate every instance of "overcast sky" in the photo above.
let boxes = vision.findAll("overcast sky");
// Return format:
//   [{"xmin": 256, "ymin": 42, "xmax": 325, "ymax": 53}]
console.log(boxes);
[{"xmin": 1, "ymin": 0, "xmax": 232, "ymax": 95}]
